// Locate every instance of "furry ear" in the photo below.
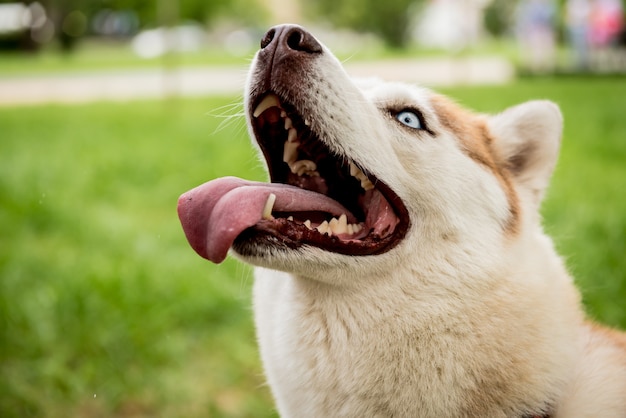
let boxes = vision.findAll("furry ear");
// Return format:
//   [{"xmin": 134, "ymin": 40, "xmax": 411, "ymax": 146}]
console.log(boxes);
[{"xmin": 488, "ymin": 100, "xmax": 563, "ymax": 207}]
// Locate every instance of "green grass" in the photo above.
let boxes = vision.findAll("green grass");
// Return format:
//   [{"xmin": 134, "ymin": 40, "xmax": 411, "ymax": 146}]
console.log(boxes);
[{"xmin": 1, "ymin": 77, "xmax": 625, "ymax": 417}]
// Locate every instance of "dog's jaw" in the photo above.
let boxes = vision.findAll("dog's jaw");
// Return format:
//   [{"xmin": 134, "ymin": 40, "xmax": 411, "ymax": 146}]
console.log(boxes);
[{"xmin": 229, "ymin": 25, "xmax": 412, "ymax": 273}]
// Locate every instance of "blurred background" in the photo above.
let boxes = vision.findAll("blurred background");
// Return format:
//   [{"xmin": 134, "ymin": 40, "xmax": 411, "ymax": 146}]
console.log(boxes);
[{"xmin": 1, "ymin": 0, "xmax": 624, "ymax": 417}]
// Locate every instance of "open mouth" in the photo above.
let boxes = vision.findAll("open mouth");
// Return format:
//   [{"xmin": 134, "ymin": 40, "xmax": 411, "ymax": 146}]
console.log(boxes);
[{"xmin": 235, "ymin": 91, "xmax": 410, "ymax": 257}]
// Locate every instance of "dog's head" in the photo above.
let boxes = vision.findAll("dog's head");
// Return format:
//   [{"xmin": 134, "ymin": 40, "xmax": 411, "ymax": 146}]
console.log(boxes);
[{"xmin": 178, "ymin": 25, "xmax": 562, "ymax": 282}]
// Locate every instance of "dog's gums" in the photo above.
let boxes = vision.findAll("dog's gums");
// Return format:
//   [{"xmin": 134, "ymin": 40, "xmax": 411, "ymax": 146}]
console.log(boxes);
[{"xmin": 241, "ymin": 89, "xmax": 410, "ymax": 260}]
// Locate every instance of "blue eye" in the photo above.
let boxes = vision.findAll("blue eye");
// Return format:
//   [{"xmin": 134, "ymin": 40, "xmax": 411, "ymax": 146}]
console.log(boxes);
[{"xmin": 396, "ymin": 110, "xmax": 422, "ymax": 129}]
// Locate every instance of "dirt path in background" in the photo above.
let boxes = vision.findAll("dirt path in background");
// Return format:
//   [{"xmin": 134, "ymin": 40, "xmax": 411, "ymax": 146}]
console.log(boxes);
[{"xmin": 0, "ymin": 57, "xmax": 513, "ymax": 106}]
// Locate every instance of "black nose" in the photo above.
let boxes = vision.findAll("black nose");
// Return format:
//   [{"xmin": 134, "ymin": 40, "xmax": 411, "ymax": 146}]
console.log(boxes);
[{"xmin": 260, "ymin": 24, "xmax": 322, "ymax": 54}]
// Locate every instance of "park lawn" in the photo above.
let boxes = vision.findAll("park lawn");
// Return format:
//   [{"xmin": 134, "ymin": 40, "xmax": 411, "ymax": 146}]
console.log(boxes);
[{"xmin": 0, "ymin": 76, "xmax": 625, "ymax": 417}]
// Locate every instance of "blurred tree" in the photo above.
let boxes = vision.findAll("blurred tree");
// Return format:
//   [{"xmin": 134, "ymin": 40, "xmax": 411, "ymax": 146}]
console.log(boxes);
[
  {"xmin": 306, "ymin": 0, "xmax": 424, "ymax": 48},
  {"xmin": 484, "ymin": 0, "xmax": 516, "ymax": 37},
  {"xmin": 0, "ymin": 0, "xmax": 265, "ymax": 52},
  {"xmin": 102, "ymin": 0, "xmax": 264, "ymax": 28}
]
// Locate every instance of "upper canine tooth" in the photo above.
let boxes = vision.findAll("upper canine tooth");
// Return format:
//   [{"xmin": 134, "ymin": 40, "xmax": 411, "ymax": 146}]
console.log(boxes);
[
  {"xmin": 262, "ymin": 193, "xmax": 276, "ymax": 220},
  {"xmin": 253, "ymin": 94, "xmax": 281, "ymax": 118},
  {"xmin": 284, "ymin": 117, "xmax": 293, "ymax": 130}
]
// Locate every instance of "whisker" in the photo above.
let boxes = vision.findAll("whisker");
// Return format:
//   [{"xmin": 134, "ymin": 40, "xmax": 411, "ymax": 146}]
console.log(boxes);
[{"xmin": 206, "ymin": 96, "xmax": 246, "ymax": 135}]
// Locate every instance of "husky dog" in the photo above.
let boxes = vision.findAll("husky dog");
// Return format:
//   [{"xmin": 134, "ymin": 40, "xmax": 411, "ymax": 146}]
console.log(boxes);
[{"xmin": 178, "ymin": 25, "xmax": 626, "ymax": 417}]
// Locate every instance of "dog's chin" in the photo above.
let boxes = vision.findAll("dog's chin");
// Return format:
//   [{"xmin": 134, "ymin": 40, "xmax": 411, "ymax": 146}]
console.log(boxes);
[{"xmin": 231, "ymin": 231, "xmax": 397, "ymax": 280}]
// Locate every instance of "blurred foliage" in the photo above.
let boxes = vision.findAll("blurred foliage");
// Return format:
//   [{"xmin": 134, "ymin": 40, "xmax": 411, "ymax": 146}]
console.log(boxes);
[
  {"xmin": 305, "ymin": 0, "xmax": 424, "ymax": 48},
  {"xmin": 484, "ymin": 0, "xmax": 516, "ymax": 37},
  {"xmin": 0, "ymin": 0, "xmax": 265, "ymax": 51}
]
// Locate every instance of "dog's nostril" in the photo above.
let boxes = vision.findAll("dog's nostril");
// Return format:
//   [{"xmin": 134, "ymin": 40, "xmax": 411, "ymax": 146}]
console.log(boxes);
[
  {"xmin": 285, "ymin": 27, "xmax": 322, "ymax": 53},
  {"xmin": 286, "ymin": 30, "xmax": 303, "ymax": 50},
  {"xmin": 260, "ymin": 25, "xmax": 322, "ymax": 54},
  {"xmin": 261, "ymin": 28, "xmax": 276, "ymax": 49}
]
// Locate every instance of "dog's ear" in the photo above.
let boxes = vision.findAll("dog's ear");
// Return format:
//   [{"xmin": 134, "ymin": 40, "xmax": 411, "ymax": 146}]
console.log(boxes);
[{"xmin": 488, "ymin": 100, "xmax": 563, "ymax": 207}]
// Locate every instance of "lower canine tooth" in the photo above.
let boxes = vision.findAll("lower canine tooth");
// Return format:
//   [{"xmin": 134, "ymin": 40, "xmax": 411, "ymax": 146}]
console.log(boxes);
[{"xmin": 262, "ymin": 193, "xmax": 276, "ymax": 220}]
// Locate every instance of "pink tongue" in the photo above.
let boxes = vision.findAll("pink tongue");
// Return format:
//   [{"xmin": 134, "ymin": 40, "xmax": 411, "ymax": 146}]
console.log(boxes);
[{"xmin": 177, "ymin": 176, "xmax": 355, "ymax": 263}]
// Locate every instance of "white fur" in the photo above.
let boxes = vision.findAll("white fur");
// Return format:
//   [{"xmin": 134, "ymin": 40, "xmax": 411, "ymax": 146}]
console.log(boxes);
[{"xmin": 235, "ymin": 29, "xmax": 626, "ymax": 417}]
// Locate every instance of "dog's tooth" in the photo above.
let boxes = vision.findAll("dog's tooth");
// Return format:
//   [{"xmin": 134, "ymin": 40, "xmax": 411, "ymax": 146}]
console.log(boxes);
[
  {"xmin": 349, "ymin": 162, "xmax": 371, "ymax": 183},
  {"xmin": 304, "ymin": 119, "xmax": 310, "ymax": 126},
  {"xmin": 304, "ymin": 220, "xmax": 312, "ymax": 230},
  {"xmin": 349, "ymin": 161, "xmax": 360, "ymax": 177},
  {"xmin": 287, "ymin": 127, "xmax": 298, "ymax": 143},
  {"xmin": 347, "ymin": 224, "xmax": 354, "ymax": 235},
  {"xmin": 290, "ymin": 160, "xmax": 317, "ymax": 176},
  {"xmin": 287, "ymin": 216, "xmax": 294, "ymax": 221},
  {"xmin": 284, "ymin": 117, "xmax": 293, "ymax": 130},
  {"xmin": 329, "ymin": 214, "xmax": 348, "ymax": 235},
  {"xmin": 253, "ymin": 94, "xmax": 281, "ymax": 117},
  {"xmin": 361, "ymin": 178, "xmax": 374, "ymax": 191},
  {"xmin": 349, "ymin": 162, "xmax": 375, "ymax": 191},
  {"xmin": 262, "ymin": 193, "xmax": 276, "ymax": 220},
  {"xmin": 352, "ymin": 223, "xmax": 363, "ymax": 233},
  {"xmin": 280, "ymin": 110, "xmax": 287, "ymax": 118},
  {"xmin": 283, "ymin": 139, "xmax": 300, "ymax": 165},
  {"xmin": 316, "ymin": 220, "xmax": 329, "ymax": 235},
  {"xmin": 338, "ymin": 214, "xmax": 348, "ymax": 232}
]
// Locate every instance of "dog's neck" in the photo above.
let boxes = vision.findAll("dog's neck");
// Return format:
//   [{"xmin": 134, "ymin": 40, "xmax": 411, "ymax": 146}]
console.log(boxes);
[{"xmin": 255, "ymin": 265, "xmax": 575, "ymax": 416}]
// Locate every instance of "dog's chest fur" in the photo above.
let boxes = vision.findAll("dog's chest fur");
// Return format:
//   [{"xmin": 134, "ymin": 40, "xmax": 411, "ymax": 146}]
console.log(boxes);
[{"xmin": 253, "ymin": 243, "xmax": 581, "ymax": 417}]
